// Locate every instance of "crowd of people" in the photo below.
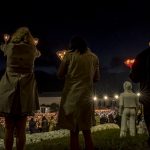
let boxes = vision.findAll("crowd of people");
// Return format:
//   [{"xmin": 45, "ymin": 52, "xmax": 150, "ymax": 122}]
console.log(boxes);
[
  {"xmin": 95, "ymin": 109, "xmax": 119, "ymax": 124},
  {"xmin": 0, "ymin": 108, "xmax": 145, "ymax": 133},
  {"xmin": 27, "ymin": 112, "xmax": 57, "ymax": 133},
  {"xmin": 0, "ymin": 112, "xmax": 57, "ymax": 134}
]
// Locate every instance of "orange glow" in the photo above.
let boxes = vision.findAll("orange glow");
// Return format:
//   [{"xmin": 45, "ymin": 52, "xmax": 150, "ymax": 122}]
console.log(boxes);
[
  {"xmin": 34, "ymin": 38, "xmax": 39, "ymax": 46},
  {"xmin": 56, "ymin": 50, "xmax": 67, "ymax": 60},
  {"xmin": 124, "ymin": 59, "xmax": 135, "ymax": 68},
  {"xmin": 4, "ymin": 34, "xmax": 10, "ymax": 42}
]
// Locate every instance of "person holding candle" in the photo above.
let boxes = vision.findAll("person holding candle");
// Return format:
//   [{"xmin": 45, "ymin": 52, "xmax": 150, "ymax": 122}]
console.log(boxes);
[
  {"xmin": 0, "ymin": 27, "xmax": 41, "ymax": 150},
  {"xmin": 57, "ymin": 36, "xmax": 100, "ymax": 150}
]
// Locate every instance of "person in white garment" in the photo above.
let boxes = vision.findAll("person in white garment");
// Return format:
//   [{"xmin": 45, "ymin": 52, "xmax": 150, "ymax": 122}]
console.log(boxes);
[
  {"xmin": 57, "ymin": 36, "xmax": 100, "ymax": 150},
  {"xmin": 119, "ymin": 81, "xmax": 139, "ymax": 137}
]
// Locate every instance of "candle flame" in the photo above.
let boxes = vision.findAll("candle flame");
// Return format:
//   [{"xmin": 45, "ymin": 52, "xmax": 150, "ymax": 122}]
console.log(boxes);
[{"xmin": 124, "ymin": 59, "xmax": 135, "ymax": 68}]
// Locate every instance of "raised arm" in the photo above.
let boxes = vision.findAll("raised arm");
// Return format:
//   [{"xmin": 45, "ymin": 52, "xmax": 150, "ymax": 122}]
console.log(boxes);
[
  {"xmin": 57, "ymin": 53, "xmax": 69, "ymax": 79},
  {"xmin": 0, "ymin": 44, "xmax": 7, "ymax": 55},
  {"xmin": 35, "ymin": 49, "xmax": 41, "ymax": 58}
]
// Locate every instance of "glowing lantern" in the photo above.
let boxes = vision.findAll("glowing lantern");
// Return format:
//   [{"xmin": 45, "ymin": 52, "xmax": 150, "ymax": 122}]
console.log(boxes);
[
  {"xmin": 56, "ymin": 50, "xmax": 67, "ymax": 60},
  {"xmin": 124, "ymin": 59, "xmax": 135, "ymax": 68}
]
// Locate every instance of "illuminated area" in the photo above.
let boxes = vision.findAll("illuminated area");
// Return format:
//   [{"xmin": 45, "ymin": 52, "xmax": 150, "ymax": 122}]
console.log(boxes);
[
  {"xmin": 104, "ymin": 95, "xmax": 108, "ymax": 100},
  {"xmin": 136, "ymin": 92, "xmax": 141, "ymax": 97},
  {"xmin": 93, "ymin": 96, "xmax": 97, "ymax": 101},
  {"xmin": 114, "ymin": 94, "xmax": 119, "ymax": 99},
  {"xmin": 34, "ymin": 38, "xmax": 39, "ymax": 46},
  {"xmin": 124, "ymin": 59, "xmax": 135, "ymax": 68},
  {"xmin": 56, "ymin": 50, "xmax": 67, "ymax": 60},
  {"xmin": 3, "ymin": 34, "xmax": 10, "ymax": 43}
]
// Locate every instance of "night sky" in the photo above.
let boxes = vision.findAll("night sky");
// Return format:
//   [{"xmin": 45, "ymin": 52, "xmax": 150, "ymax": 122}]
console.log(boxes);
[{"xmin": 0, "ymin": 0, "xmax": 150, "ymax": 73}]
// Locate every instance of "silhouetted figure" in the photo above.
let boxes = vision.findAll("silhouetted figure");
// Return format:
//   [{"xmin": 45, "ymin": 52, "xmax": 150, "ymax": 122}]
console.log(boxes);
[
  {"xmin": 0, "ymin": 27, "xmax": 40, "ymax": 150},
  {"xmin": 100, "ymin": 114, "xmax": 108, "ymax": 124},
  {"xmin": 29, "ymin": 118, "xmax": 37, "ymax": 134},
  {"xmin": 119, "ymin": 81, "xmax": 139, "ymax": 137},
  {"xmin": 129, "ymin": 46, "xmax": 150, "ymax": 146},
  {"xmin": 108, "ymin": 113, "xmax": 114, "ymax": 123},
  {"xmin": 41, "ymin": 116, "xmax": 49, "ymax": 132},
  {"xmin": 57, "ymin": 36, "xmax": 100, "ymax": 150}
]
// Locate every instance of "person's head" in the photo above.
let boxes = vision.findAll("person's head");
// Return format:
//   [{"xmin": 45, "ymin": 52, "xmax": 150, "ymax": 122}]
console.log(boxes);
[
  {"xmin": 69, "ymin": 36, "xmax": 88, "ymax": 54},
  {"xmin": 42, "ymin": 116, "xmax": 46, "ymax": 120},
  {"xmin": 123, "ymin": 81, "xmax": 132, "ymax": 91},
  {"xmin": 10, "ymin": 27, "xmax": 35, "ymax": 45},
  {"xmin": 30, "ymin": 117, "xmax": 34, "ymax": 121}
]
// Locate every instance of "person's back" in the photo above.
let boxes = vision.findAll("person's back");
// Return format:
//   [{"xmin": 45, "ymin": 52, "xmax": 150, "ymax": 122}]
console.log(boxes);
[
  {"xmin": 42, "ymin": 117, "xmax": 49, "ymax": 132},
  {"xmin": 129, "ymin": 47, "xmax": 150, "ymax": 146},
  {"xmin": 0, "ymin": 27, "xmax": 41, "ymax": 150},
  {"xmin": 119, "ymin": 81, "xmax": 139, "ymax": 137},
  {"xmin": 66, "ymin": 50, "xmax": 98, "ymax": 83},
  {"xmin": 120, "ymin": 92, "xmax": 138, "ymax": 108},
  {"xmin": 129, "ymin": 47, "xmax": 150, "ymax": 84},
  {"xmin": 0, "ymin": 40, "xmax": 40, "ymax": 115},
  {"xmin": 130, "ymin": 48, "xmax": 150, "ymax": 93},
  {"xmin": 57, "ymin": 36, "xmax": 100, "ymax": 150},
  {"xmin": 61, "ymin": 49, "xmax": 99, "ymax": 117},
  {"xmin": 5, "ymin": 43, "xmax": 37, "ymax": 72},
  {"xmin": 29, "ymin": 118, "xmax": 36, "ymax": 134}
]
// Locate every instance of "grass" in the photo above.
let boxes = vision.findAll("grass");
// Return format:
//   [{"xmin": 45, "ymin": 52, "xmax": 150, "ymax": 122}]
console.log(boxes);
[{"xmin": 23, "ymin": 129, "xmax": 149, "ymax": 150}]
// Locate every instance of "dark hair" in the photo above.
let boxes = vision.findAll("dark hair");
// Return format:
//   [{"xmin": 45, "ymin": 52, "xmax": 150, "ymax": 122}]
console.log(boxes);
[{"xmin": 69, "ymin": 36, "xmax": 88, "ymax": 54}]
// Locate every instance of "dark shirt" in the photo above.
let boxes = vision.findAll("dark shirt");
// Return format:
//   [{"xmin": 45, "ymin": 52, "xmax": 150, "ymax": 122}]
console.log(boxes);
[{"xmin": 129, "ymin": 47, "xmax": 150, "ymax": 105}]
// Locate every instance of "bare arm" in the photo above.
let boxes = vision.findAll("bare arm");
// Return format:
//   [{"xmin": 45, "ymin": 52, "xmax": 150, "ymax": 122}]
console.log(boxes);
[
  {"xmin": 57, "ymin": 53, "xmax": 69, "ymax": 79},
  {"xmin": 35, "ymin": 49, "xmax": 41, "ymax": 58},
  {"xmin": 0, "ymin": 44, "xmax": 7, "ymax": 55}
]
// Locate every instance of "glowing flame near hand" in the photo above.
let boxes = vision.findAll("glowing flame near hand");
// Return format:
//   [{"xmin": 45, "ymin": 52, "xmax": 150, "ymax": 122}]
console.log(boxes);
[
  {"xmin": 34, "ymin": 38, "xmax": 39, "ymax": 46},
  {"xmin": 56, "ymin": 50, "xmax": 66, "ymax": 60},
  {"xmin": 124, "ymin": 59, "xmax": 135, "ymax": 68},
  {"xmin": 4, "ymin": 34, "xmax": 10, "ymax": 43}
]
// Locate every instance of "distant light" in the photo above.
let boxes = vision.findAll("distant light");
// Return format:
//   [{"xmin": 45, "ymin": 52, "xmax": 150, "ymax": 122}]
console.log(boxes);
[
  {"xmin": 104, "ymin": 96, "xmax": 108, "ymax": 100},
  {"xmin": 137, "ymin": 92, "xmax": 141, "ymax": 97},
  {"xmin": 114, "ymin": 94, "xmax": 119, "ymax": 99},
  {"xmin": 93, "ymin": 96, "xmax": 97, "ymax": 101}
]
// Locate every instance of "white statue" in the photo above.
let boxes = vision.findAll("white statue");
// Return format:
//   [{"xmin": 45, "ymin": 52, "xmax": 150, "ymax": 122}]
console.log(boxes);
[{"xmin": 119, "ymin": 81, "xmax": 139, "ymax": 137}]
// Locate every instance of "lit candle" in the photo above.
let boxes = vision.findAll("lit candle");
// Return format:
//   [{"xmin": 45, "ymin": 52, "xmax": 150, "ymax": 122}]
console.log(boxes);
[
  {"xmin": 4, "ymin": 34, "xmax": 10, "ymax": 43},
  {"xmin": 124, "ymin": 59, "xmax": 135, "ymax": 68},
  {"xmin": 34, "ymin": 38, "xmax": 39, "ymax": 46},
  {"xmin": 56, "ymin": 50, "xmax": 67, "ymax": 60}
]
